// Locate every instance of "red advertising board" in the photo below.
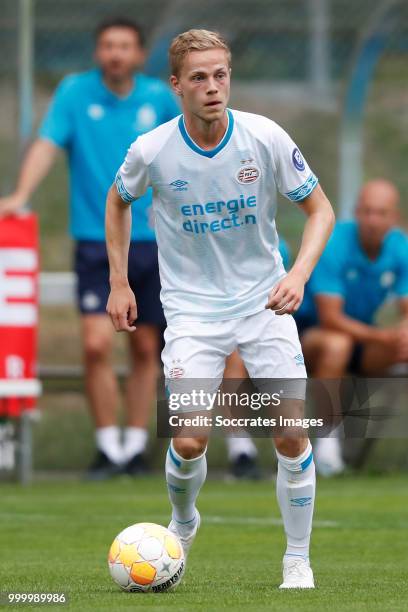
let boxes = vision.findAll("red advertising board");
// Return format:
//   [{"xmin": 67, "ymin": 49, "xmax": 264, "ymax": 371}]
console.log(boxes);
[{"xmin": 0, "ymin": 213, "xmax": 41, "ymax": 417}]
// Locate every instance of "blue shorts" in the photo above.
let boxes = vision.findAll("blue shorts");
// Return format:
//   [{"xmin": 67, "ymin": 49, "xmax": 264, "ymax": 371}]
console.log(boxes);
[
  {"xmin": 294, "ymin": 314, "xmax": 317, "ymax": 338},
  {"xmin": 74, "ymin": 240, "xmax": 165, "ymax": 326}
]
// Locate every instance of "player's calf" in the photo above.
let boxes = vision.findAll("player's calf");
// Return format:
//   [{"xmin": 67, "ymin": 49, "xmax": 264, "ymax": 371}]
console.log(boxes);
[
  {"xmin": 274, "ymin": 438, "xmax": 316, "ymax": 589},
  {"xmin": 165, "ymin": 439, "xmax": 207, "ymax": 559}
]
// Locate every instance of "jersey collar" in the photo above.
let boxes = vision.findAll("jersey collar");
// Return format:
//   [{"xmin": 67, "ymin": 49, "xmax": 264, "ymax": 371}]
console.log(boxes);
[
  {"xmin": 354, "ymin": 221, "xmax": 390, "ymax": 265},
  {"xmin": 178, "ymin": 109, "xmax": 234, "ymax": 158},
  {"xmin": 96, "ymin": 69, "xmax": 139, "ymax": 104}
]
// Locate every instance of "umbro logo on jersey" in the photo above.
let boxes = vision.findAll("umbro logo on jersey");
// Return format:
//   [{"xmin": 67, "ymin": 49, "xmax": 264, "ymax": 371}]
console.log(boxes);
[
  {"xmin": 170, "ymin": 179, "xmax": 189, "ymax": 191},
  {"xmin": 236, "ymin": 165, "xmax": 261, "ymax": 185}
]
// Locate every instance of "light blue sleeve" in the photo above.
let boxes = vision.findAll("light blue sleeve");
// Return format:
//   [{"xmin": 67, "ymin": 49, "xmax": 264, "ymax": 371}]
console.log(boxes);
[
  {"xmin": 311, "ymin": 231, "xmax": 346, "ymax": 298},
  {"xmin": 273, "ymin": 124, "xmax": 318, "ymax": 203},
  {"xmin": 394, "ymin": 234, "xmax": 408, "ymax": 297},
  {"xmin": 38, "ymin": 76, "xmax": 75, "ymax": 148}
]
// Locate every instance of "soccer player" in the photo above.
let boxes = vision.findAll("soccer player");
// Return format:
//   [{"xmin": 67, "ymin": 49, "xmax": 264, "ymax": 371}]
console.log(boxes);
[
  {"xmin": 296, "ymin": 179, "xmax": 408, "ymax": 475},
  {"xmin": 0, "ymin": 17, "xmax": 179, "ymax": 478},
  {"xmin": 106, "ymin": 30, "xmax": 335, "ymax": 588}
]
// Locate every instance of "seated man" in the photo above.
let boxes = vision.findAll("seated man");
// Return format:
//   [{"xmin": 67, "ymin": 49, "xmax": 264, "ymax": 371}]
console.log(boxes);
[{"xmin": 296, "ymin": 179, "xmax": 408, "ymax": 475}]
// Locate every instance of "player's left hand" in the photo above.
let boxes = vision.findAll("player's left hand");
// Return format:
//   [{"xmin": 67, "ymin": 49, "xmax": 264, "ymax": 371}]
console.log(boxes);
[{"xmin": 265, "ymin": 271, "xmax": 305, "ymax": 315}]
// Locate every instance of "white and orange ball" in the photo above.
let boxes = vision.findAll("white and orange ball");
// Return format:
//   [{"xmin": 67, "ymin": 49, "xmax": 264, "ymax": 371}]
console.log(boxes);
[{"xmin": 108, "ymin": 523, "xmax": 185, "ymax": 593}]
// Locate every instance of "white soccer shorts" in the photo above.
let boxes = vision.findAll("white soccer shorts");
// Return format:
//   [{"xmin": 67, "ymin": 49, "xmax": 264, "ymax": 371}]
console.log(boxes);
[{"xmin": 162, "ymin": 309, "xmax": 307, "ymax": 410}]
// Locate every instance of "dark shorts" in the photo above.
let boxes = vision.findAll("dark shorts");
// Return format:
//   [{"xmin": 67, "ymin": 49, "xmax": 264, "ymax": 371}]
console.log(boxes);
[
  {"xmin": 294, "ymin": 314, "xmax": 316, "ymax": 338},
  {"xmin": 347, "ymin": 343, "xmax": 364, "ymax": 375},
  {"xmin": 294, "ymin": 315, "xmax": 364, "ymax": 375},
  {"xmin": 74, "ymin": 240, "xmax": 166, "ymax": 326}
]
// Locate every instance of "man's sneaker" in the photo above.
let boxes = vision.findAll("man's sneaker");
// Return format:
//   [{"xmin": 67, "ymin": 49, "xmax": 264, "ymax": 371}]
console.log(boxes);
[
  {"xmin": 279, "ymin": 557, "xmax": 315, "ymax": 589},
  {"xmin": 314, "ymin": 438, "xmax": 345, "ymax": 477},
  {"xmin": 85, "ymin": 450, "xmax": 123, "ymax": 481},
  {"xmin": 123, "ymin": 453, "xmax": 150, "ymax": 476},
  {"xmin": 229, "ymin": 453, "xmax": 262, "ymax": 480},
  {"xmin": 168, "ymin": 510, "xmax": 201, "ymax": 558}
]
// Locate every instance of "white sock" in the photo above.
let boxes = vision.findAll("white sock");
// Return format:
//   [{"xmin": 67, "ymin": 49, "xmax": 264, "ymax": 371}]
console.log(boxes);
[
  {"xmin": 123, "ymin": 427, "xmax": 148, "ymax": 460},
  {"xmin": 326, "ymin": 422, "xmax": 344, "ymax": 438},
  {"xmin": 165, "ymin": 440, "xmax": 207, "ymax": 530},
  {"xmin": 95, "ymin": 426, "xmax": 122, "ymax": 465},
  {"xmin": 225, "ymin": 434, "xmax": 258, "ymax": 461},
  {"xmin": 276, "ymin": 441, "xmax": 316, "ymax": 560},
  {"xmin": 315, "ymin": 436, "xmax": 342, "ymax": 456}
]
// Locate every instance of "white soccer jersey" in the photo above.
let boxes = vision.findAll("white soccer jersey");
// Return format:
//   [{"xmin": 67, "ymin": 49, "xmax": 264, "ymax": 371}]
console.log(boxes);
[{"xmin": 115, "ymin": 109, "xmax": 318, "ymax": 323}]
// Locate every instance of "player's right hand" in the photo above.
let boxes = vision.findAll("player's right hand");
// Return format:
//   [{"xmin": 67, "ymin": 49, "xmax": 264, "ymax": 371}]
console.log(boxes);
[
  {"xmin": 375, "ymin": 326, "xmax": 408, "ymax": 361},
  {"xmin": 0, "ymin": 193, "xmax": 26, "ymax": 216},
  {"xmin": 106, "ymin": 284, "xmax": 138, "ymax": 332}
]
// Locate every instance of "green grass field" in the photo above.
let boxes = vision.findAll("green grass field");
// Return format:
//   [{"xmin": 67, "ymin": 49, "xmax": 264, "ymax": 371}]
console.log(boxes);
[{"xmin": 1, "ymin": 474, "xmax": 407, "ymax": 611}]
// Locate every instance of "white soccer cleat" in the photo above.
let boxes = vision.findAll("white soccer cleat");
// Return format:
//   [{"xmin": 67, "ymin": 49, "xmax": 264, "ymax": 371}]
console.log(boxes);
[
  {"xmin": 168, "ymin": 510, "xmax": 201, "ymax": 558},
  {"xmin": 279, "ymin": 557, "xmax": 315, "ymax": 589}
]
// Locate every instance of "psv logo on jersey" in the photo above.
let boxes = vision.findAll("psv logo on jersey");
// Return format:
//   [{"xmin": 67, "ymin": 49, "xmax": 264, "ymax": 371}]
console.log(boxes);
[{"xmin": 236, "ymin": 164, "xmax": 261, "ymax": 185}]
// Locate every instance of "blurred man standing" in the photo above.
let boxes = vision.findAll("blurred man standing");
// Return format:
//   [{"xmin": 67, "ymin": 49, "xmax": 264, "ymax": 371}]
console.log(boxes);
[{"xmin": 0, "ymin": 17, "xmax": 179, "ymax": 478}]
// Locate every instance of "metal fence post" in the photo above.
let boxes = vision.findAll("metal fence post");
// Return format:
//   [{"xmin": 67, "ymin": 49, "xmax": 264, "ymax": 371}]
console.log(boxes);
[
  {"xmin": 18, "ymin": 0, "xmax": 34, "ymax": 157},
  {"xmin": 308, "ymin": 0, "xmax": 331, "ymax": 99}
]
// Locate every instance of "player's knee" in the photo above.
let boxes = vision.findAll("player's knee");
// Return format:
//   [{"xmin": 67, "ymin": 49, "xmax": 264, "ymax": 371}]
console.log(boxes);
[
  {"xmin": 172, "ymin": 437, "xmax": 208, "ymax": 459},
  {"xmin": 83, "ymin": 333, "xmax": 112, "ymax": 362},
  {"xmin": 322, "ymin": 332, "xmax": 353, "ymax": 364},
  {"xmin": 319, "ymin": 332, "xmax": 354, "ymax": 378},
  {"xmin": 275, "ymin": 437, "xmax": 308, "ymax": 459},
  {"xmin": 131, "ymin": 343, "xmax": 157, "ymax": 365},
  {"xmin": 130, "ymin": 330, "xmax": 159, "ymax": 364}
]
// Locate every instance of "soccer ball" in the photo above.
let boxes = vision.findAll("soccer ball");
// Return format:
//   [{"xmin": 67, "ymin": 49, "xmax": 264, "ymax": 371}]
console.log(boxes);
[{"xmin": 108, "ymin": 522, "xmax": 185, "ymax": 593}]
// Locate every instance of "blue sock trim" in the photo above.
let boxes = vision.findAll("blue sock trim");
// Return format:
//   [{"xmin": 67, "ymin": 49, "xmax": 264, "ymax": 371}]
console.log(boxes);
[
  {"xmin": 168, "ymin": 444, "xmax": 181, "ymax": 468},
  {"xmin": 301, "ymin": 451, "xmax": 313, "ymax": 471},
  {"xmin": 284, "ymin": 553, "xmax": 309, "ymax": 559}
]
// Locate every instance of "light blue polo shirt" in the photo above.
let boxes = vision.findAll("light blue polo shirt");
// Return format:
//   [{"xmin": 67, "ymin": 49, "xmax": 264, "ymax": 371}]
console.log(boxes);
[
  {"xmin": 297, "ymin": 221, "xmax": 408, "ymax": 325},
  {"xmin": 39, "ymin": 69, "xmax": 180, "ymax": 241}
]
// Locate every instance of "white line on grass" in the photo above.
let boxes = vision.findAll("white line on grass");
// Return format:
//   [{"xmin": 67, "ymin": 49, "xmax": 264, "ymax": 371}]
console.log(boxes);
[{"xmin": 202, "ymin": 515, "xmax": 339, "ymax": 528}]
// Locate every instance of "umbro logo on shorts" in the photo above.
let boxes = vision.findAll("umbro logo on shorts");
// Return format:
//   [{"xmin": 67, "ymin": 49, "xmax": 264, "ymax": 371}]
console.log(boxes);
[{"xmin": 294, "ymin": 353, "xmax": 305, "ymax": 366}]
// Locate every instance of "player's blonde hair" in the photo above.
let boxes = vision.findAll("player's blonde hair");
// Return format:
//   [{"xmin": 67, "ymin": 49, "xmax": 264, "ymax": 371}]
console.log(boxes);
[{"xmin": 169, "ymin": 29, "xmax": 231, "ymax": 77}]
